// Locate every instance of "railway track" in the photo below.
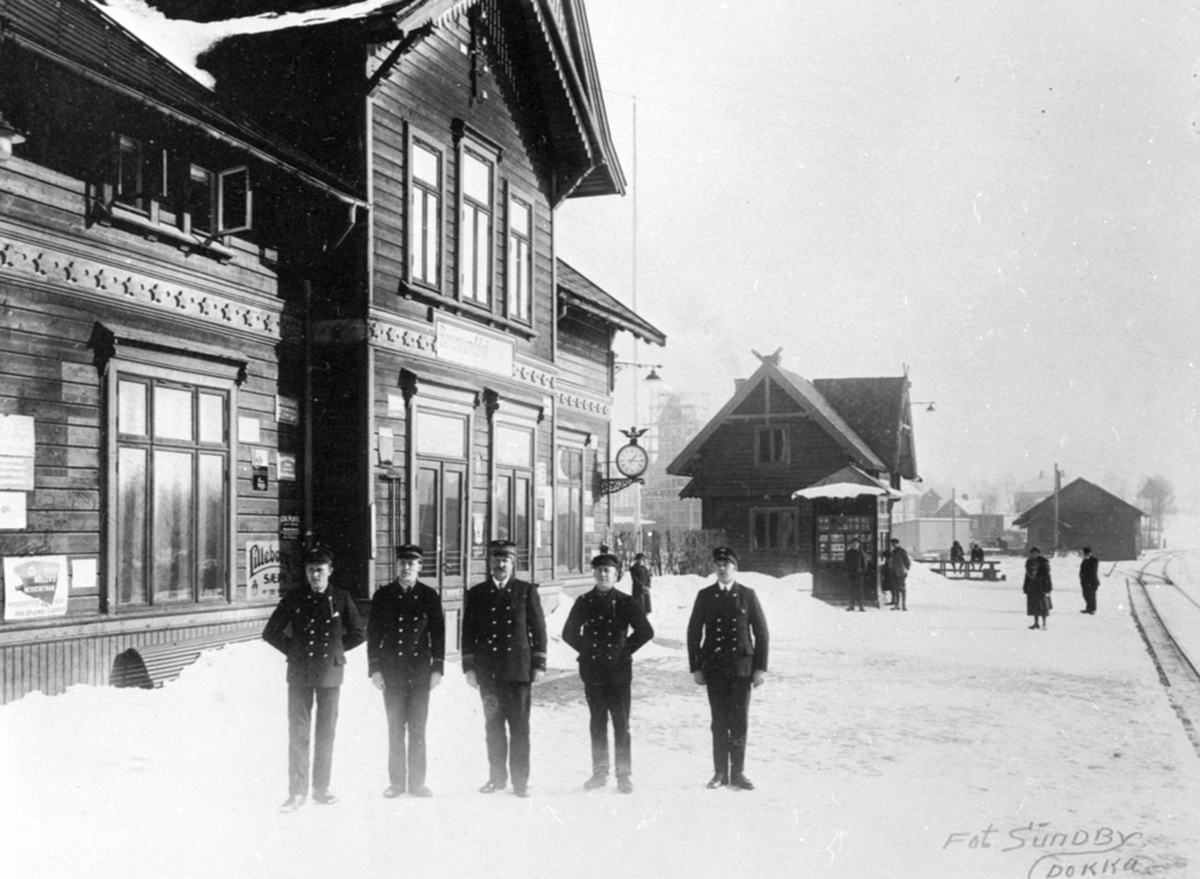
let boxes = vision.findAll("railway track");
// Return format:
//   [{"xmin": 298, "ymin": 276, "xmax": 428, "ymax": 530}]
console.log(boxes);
[{"xmin": 1126, "ymin": 552, "xmax": 1200, "ymax": 758}]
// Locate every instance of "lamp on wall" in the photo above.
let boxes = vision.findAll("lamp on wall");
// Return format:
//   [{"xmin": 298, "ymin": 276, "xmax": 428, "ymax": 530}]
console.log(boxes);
[
  {"xmin": 615, "ymin": 361, "xmax": 663, "ymax": 381},
  {"xmin": 912, "ymin": 400, "xmax": 936, "ymax": 413},
  {"xmin": 0, "ymin": 111, "xmax": 26, "ymax": 163}
]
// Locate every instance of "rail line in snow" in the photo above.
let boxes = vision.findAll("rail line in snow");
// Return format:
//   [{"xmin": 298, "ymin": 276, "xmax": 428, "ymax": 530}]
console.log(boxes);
[{"xmin": 1126, "ymin": 552, "xmax": 1200, "ymax": 759}]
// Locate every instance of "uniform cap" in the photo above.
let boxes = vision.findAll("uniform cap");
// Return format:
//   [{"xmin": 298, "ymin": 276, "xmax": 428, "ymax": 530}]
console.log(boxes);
[
  {"xmin": 591, "ymin": 553, "xmax": 620, "ymax": 570},
  {"xmin": 487, "ymin": 539, "xmax": 517, "ymax": 557},
  {"xmin": 304, "ymin": 545, "xmax": 334, "ymax": 566},
  {"xmin": 712, "ymin": 546, "xmax": 739, "ymax": 565},
  {"xmin": 396, "ymin": 544, "xmax": 424, "ymax": 561}
]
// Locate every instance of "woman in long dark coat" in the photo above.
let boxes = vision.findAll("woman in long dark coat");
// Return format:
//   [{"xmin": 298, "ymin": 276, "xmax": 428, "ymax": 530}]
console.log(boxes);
[{"xmin": 1023, "ymin": 546, "xmax": 1053, "ymax": 630}]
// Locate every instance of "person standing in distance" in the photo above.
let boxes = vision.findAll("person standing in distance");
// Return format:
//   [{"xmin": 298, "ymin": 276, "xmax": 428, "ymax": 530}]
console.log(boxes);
[
  {"xmin": 629, "ymin": 552, "xmax": 653, "ymax": 615},
  {"xmin": 562, "ymin": 553, "xmax": 654, "ymax": 793},
  {"xmin": 1079, "ymin": 547, "xmax": 1100, "ymax": 615},
  {"xmin": 368, "ymin": 544, "xmax": 445, "ymax": 798},
  {"xmin": 844, "ymin": 537, "xmax": 867, "ymax": 612},
  {"xmin": 1023, "ymin": 546, "xmax": 1053, "ymax": 630},
  {"xmin": 263, "ymin": 546, "xmax": 364, "ymax": 812},
  {"xmin": 687, "ymin": 547, "xmax": 769, "ymax": 791},
  {"xmin": 462, "ymin": 539, "xmax": 548, "ymax": 797},
  {"xmin": 889, "ymin": 538, "xmax": 911, "ymax": 611}
]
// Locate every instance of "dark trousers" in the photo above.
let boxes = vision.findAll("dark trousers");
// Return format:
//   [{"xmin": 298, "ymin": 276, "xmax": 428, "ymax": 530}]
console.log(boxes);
[
  {"xmin": 1082, "ymin": 586, "xmax": 1098, "ymax": 613},
  {"xmin": 287, "ymin": 685, "xmax": 340, "ymax": 796},
  {"xmin": 705, "ymin": 673, "xmax": 753, "ymax": 777},
  {"xmin": 848, "ymin": 574, "xmax": 865, "ymax": 609},
  {"xmin": 383, "ymin": 679, "xmax": 431, "ymax": 789},
  {"xmin": 891, "ymin": 578, "xmax": 907, "ymax": 608},
  {"xmin": 479, "ymin": 679, "xmax": 532, "ymax": 788},
  {"xmin": 584, "ymin": 681, "xmax": 632, "ymax": 776}
]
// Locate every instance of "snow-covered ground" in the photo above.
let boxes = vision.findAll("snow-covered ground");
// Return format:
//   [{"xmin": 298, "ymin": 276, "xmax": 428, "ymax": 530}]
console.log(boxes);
[{"xmin": 3, "ymin": 555, "xmax": 1198, "ymax": 879}]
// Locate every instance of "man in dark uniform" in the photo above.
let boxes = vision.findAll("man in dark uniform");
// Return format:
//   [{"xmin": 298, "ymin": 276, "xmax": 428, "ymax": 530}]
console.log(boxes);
[
  {"xmin": 562, "ymin": 553, "xmax": 654, "ymax": 793},
  {"xmin": 844, "ymin": 537, "xmax": 867, "ymax": 612},
  {"xmin": 1079, "ymin": 546, "xmax": 1100, "ymax": 615},
  {"xmin": 687, "ymin": 546, "xmax": 769, "ymax": 791},
  {"xmin": 462, "ymin": 539, "xmax": 548, "ymax": 797},
  {"xmin": 629, "ymin": 552, "xmax": 653, "ymax": 615},
  {"xmin": 368, "ymin": 543, "xmax": 445, "ymax": 798},
  {"xmin": 263, "ymin": 546, "xmax": 364, "ymax": 812}
]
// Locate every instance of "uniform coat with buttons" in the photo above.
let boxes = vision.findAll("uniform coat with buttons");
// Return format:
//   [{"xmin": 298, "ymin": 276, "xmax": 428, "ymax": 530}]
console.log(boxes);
[
  {"xmin": 562, "ymin": 586, "xmax": 654, "ymax": 685},
  {"xmin": 562, "ymin": 585, "xmax": 654, "ymax": 778},
  {"xmin": 263, "ymin": 582, "xmax": 364, "ymax": 797},
  {"xmin": 687, "ymin": 580, "xmax": 769, "ymax": 781},
  {"xmin": 264, "ymin": 584, "xmax": 365, "ymax": 688},
  {"xmin": 367, "ymin": 578, "xmax": 445, "ymax": 791},
  {"xmin": 462, "ymin": 576, "xmax": 547, "ymax": 790},
  {"xmin": 687, "ymin": 581, "xmax": 769, "ymax": 678},
  {"xmin": 368, "ymin": 579, "xmax": 446, "ymax": 683},
  {"xmin": 461, "ymin": 577, "xmax": 547, "ymax": 682}
]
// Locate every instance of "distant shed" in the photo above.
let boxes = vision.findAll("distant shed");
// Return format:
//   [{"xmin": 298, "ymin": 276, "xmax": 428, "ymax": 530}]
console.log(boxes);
[{"xmin": 1012, "ymin": 478, "xmax": 1144, "ymax": 561}]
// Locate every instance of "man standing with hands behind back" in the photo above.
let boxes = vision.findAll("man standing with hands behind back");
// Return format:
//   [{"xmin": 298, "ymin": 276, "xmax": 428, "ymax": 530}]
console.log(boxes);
[
  {"xmin": 687, "ymin": 546, "xmax": 769, "ymax": 791},
  {"xmin": 462, "ymin": 539, "xmax": 548, "ymax": 797},
  {"xmin": 368, "ymin": 543, "xmax": 445, "ymax": 798}
]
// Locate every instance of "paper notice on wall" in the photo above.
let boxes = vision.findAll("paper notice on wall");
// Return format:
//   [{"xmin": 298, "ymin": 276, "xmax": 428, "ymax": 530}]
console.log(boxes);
[
  {"xmin": 0, "ymin": 491, "xmax": 27, "ymax": 529},
  {"xmin": 71, "ymin": 558, "xmax": 98, "ymax": 593},
  {"xmin": 0, "ymin": 414, "xmax": 35, "ymax": 491},
  {"xmin": 3, "ymin": 555, "xmax": 69, "ymax": 620}
]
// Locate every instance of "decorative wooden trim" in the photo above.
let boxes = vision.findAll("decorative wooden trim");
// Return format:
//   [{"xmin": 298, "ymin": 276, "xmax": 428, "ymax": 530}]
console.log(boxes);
[
  {"xmin": 556, "ymin": 389, "xmax": 610, "ymax": 416},
  {"xmin": 0, "ymin": 238, "xmax": 286, "ymax": 340}
]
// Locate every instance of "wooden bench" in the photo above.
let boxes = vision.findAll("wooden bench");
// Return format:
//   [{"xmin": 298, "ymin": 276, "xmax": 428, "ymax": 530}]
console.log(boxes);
[
  {"xmin": 111, "ymin": 628, "xmax": 262, "ymax": 689},
  {"xmin": 926, "ymin": 559, "xmax": 1005, "ymax": 581}
]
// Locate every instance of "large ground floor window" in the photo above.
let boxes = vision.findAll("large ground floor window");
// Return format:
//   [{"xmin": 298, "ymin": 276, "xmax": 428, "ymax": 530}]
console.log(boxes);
[{"xmin": 108, "ymin": 354, "xmax": 238, "ymax": 608}]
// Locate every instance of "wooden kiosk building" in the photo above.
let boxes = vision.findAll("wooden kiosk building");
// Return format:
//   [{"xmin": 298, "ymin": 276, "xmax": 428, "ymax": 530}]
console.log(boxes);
[{"xmin": 665, "ymin": 351, "xmax": 919, "ymax": 602}]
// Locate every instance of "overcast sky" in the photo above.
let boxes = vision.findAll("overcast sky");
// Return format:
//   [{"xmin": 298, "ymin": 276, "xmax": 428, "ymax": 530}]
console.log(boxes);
[{"xmin": 557, "ymin": 0, "xmax": 1200, "ymax": 506}]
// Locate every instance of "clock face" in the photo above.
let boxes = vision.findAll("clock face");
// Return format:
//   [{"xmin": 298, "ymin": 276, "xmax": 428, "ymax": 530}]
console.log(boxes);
[{"xmin": 616, "ymin": 443, "xmax": 649, "ymax": 477}]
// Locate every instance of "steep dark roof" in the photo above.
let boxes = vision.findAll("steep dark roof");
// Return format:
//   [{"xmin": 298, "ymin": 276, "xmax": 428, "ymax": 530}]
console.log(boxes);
[
  {"xmin": 1013, "ymin": 478, "xmax": 1145, "ymax": 527},
  {"xmin": 666, "ymin": 359, "xmax": 915, "ymax": 479},
  {"xmin": 556, "ymin": 259, "xmax": 666, "ymax": 346},
  {"xmin": 813, "ymin": 377, "xmax": 909, "ymax": 474},
  {"xmin": 1, "ymin": 0, "xmax": 360, "ymax": 199}
]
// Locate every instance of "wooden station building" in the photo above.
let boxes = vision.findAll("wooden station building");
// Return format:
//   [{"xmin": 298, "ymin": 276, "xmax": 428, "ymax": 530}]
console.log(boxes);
[
  {"xmin": 0, "ymin": 0, "xmax": 663, "ymax": 703},
  {"xmin": 666, "ymin": 351, "xmax": 919, "ymax": 601},
  {"xmin": 1013, "ymin": 478, "xmax": 1144, "ymax": 561}
]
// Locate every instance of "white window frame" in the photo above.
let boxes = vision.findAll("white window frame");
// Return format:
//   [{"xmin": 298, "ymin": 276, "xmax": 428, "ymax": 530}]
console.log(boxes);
[
  {"xmin": 406, "ymin": 124, "xmax": 445, "ymax": 291},
  {"xmin": 505, "ymin": 183, "xmax": 533, "ymax": 324},
  {"xmin": 458, "ymin": 139, "xmax": 497, "ymax": 308}
]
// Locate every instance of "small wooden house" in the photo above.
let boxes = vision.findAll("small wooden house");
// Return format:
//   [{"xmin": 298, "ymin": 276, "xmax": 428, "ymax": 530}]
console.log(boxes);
[
  {"xmin": 1012, "ymin": 478, "xmax": 1143, "ymax": 561},
  {"xmin": 666, "ymin": 351, "xmax": 919, "ymax": 596}
]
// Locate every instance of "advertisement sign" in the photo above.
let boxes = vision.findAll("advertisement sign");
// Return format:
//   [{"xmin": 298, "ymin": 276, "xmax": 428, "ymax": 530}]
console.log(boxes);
[
  {"xmin": 247, "ymin": 540, "xmax": 283, "ymax": 600},
  {"xmin": 3, "ymin": 555, "xmax": 69, "ymax": 620}
]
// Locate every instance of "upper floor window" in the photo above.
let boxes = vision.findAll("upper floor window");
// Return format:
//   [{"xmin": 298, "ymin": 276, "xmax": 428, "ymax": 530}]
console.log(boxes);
[
  {"xmin": 756, "ymin": 426, "xmax": 788, "ymax": 464},
  {"xmin": 107, "ymin": 133, "xmax": 252, "ymax": 249},
  {"xmin": 116, "ymin": 135, "xmax": 167, "ymax": 214},
  {"xmin": 506, "ymin": 191, "xmax": 533, "ymax": 323},
  {"xmin": 408, "ymin": 134, "xmax": 443, "ymax": 290},
  {"xmin": 459, "ymin": 143, "xmax": 495, "ymax": 307}
]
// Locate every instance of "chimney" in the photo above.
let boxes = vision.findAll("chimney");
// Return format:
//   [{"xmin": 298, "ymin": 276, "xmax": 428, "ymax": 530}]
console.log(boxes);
[{"xmin": 734, "ymin": 379, "xmax": 747, "ymax": 391}]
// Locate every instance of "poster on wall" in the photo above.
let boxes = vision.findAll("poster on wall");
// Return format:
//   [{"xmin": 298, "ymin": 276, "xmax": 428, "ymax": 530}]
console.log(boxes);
[
  {"xmin": 3, "ymin": 555, "xmax": 70, "ymax": 620},
  {"xmin": 246, "ymin": 540, "xmax": 283, "ymax": 600}
]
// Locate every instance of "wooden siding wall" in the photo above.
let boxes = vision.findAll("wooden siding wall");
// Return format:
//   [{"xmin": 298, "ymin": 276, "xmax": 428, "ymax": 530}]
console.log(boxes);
[
  {"xmin": 369, "ymin": 18, "xmax": 555, "ymax": 364},
  {"xmin": 695, "ymin": 419, "xmax": 852, "ymax": 498},
  {"xmin": 0, "ymin": 62, "xmax": 306, "ymax": 701}
]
